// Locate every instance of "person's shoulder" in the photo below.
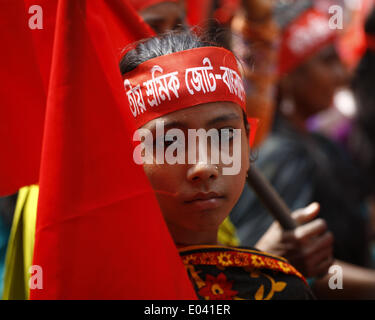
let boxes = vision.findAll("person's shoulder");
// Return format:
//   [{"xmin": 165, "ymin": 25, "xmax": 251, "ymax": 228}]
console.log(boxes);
[
  {"xmin": 257, "ymin": 118, "xmax": 311, "ymax": 163},
  {"xmin": 311, "ymin": 132, "xmax": 353, "ymax": 161},
  {"xmin": 261, "ymin": 130, "xmax": 310, "ymax": 162},
  {"xmin": 257, "ymin": 134, "xmax": 316, "ymax": 185}
]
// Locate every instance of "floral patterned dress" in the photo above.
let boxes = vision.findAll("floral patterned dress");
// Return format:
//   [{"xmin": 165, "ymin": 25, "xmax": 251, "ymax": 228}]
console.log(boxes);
[{"xmin": 179, "ymin": 245, "xmax": 314, "ymax": 300}]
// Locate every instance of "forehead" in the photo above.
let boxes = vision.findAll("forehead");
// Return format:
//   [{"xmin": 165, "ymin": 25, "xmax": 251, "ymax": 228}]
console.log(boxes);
[
  {"xmin": 300, "ymin": 44, "xmax": 339, "ymax": 70},
  {"xmin": 140, "ymin": 2, "xmax": 184, "ymax": 20},
  {"xmin": 141, "ymin": 102, "xmax": 243, "ymax": 130}
]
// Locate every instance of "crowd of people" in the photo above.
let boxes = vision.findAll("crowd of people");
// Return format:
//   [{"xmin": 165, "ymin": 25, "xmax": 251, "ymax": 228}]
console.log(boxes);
[{"xmin": 1, "ymin": 0, "xmax": 375, "ymax": 299}]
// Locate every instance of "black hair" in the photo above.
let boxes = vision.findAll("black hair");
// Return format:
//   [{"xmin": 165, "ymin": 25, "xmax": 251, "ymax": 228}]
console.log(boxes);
[
  {"xmin": 349, "ymin": 8, "xmax": 375, "ymax": 194},
  {"xmin": 120, "ymin": 30, "xmax": 221, "ymax": 75},
  {"xmin": 120, "ymin": 30, "xmax": 250, "ymax": 135}
]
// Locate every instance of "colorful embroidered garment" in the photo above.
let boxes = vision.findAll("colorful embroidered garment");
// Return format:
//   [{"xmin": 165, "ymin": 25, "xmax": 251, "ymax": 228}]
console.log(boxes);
[{"xmin": 179, "ymin": 245, "xmax": 315, "ymax": 300}]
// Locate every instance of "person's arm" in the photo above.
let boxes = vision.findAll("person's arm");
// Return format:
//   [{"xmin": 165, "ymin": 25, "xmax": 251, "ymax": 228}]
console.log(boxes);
[
  {"xmin": 255, "ymin": 205, "xmax": 375, "ymax": 299},
  {"xmin": 313, "ymin": 260, "xmax": 375, "ymax": 299},
  {"xmin": 231, "ymin": 0, "xmax": 279, "ymax": 147}
]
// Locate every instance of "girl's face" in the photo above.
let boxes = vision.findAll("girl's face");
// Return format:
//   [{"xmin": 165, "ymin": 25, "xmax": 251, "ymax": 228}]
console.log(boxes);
[
  {"xmin": 288, "ymin": 45, "xmax": 349, "ymax": 118},
  {"xmin": 141, "ymin": 102, "xmax": 250, "ymax": 246}
]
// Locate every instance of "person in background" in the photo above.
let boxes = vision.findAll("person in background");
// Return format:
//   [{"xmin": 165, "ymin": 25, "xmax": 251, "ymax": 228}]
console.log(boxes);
[
  {"xmin": 349, "ymin": 7, "xmax": 375, "ymax": 268},
  {"xmin": 228, "ymin": 4, "xmax": 375, "ymax": 299},
  {"xmin": 230, "ymin": 0, "xmax": 281, "ymax": 147},
  {"xmin": 219, "ymin": 0, "xmax": 336, "ymax": 280}
]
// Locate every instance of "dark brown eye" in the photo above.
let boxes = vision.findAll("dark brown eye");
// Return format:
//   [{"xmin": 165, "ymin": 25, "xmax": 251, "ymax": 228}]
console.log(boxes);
[
  {"xmin": 164, "ymin": 135, "xmax": 178, "ymax": 147},
  {"xmin": 220, "ymin": 128, "xmax": 235, "ymax": 142},
  {"xmin": 154, "ymin": 135, "xmax": 178, "ymax": 149}
]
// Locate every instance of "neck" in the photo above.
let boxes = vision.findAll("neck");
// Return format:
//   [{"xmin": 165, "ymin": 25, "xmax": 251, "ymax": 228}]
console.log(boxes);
[{"xmin": 168, "ymin": 225, "xmax": 219, "ymax": 248}]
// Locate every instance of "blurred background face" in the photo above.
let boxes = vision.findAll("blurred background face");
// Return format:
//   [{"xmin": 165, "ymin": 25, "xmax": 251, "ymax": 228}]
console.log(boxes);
[
  {"xmin": 285, "ymin": 45, "xmax": 350, "ymax": 119},
  {"xmin": 140, "ymin": 1, "xmax": 186, "ymax": 34},
  {"xmin": 140, "ymin": 102, "xmax": 250, "ymax": 244}
]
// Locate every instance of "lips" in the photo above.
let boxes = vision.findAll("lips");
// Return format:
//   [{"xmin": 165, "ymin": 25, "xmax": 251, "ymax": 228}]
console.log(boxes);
[{"xmin": 184, "ymin": 192, "xmax": 224, "ymax": 211}]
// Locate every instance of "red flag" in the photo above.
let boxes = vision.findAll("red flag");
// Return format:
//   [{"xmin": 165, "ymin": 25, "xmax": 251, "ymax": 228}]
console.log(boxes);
[
  {"xmin": 30, "ymin": 0, "xmax": 196, "ymax": 299},
  {"xmin": 186, "ymin": 0, "xmax": 213, "ymax": 27},
  {"xmin": 24, "ymin": 1, "xmax": 58, "ymax": 90},
  {"xmin": 0, "ymin": 1, "xmax": 47, "ymax": 195},
  {"xmin": 0, "ymin": 0, "xmax": 153, "ymax": 196}
]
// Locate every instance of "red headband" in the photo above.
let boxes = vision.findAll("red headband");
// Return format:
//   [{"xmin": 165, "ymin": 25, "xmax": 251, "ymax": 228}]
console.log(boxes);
[
  {"xmin": 129, "ymin": 0, "xmax": 179, "ymax": 12},
  {"xmin": 123, "ymin": 47, "xmax": 247, "ymax": 128},
  {"xmin": 278, "ymin": 9, "xmax": 337, "ymax": 75}
]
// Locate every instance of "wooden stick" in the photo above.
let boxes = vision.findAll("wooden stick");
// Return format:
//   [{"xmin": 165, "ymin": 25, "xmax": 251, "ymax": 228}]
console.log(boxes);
[{"xmin": 246, "ymin": 166, "xmax": 297, "ymax": 230}]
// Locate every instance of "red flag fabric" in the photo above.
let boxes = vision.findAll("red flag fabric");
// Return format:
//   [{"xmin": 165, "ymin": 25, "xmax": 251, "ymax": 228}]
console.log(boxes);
[
  {"xmin": 0, "ymin": 0, "xmax": 154, "ymax": 196},
  {"xmin": 186, "ymin": 0, "xmax": 213, "ymax": 27},
  {"xmin": 30, "ymin": 0, "xmax": 196, "ymax": 299},
  {"xmin": 24, "ymin": 0, "xmax": 58, "ymax": 91},
  {"xmin": 0, "ymin": 1, "xmax": 47, "ymax": 195}
]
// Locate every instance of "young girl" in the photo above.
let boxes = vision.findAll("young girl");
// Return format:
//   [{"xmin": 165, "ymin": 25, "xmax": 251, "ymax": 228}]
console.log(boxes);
[{"xmin": 120, "ymin": 30, "xmax": 314, "ymax": 300}]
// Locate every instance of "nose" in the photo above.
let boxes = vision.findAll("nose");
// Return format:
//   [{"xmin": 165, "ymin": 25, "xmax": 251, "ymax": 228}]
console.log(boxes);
[{"xmin": 186, "ymin": 163, "xmax": 219, "ymax": 183}]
